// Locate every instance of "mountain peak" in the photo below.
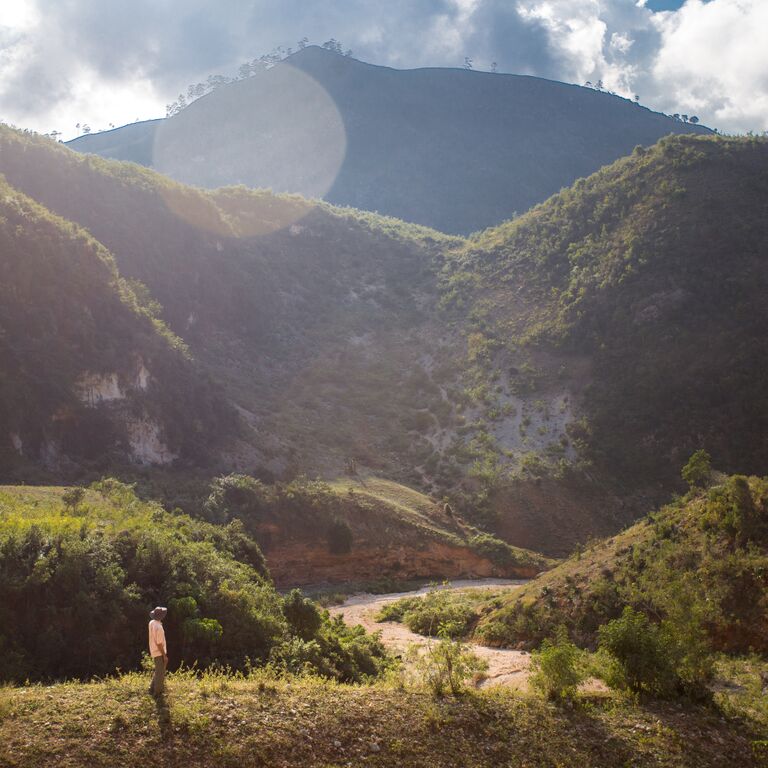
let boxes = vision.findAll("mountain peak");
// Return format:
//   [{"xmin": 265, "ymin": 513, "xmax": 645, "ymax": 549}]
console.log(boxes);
[{"xmin": 67, "ymin": 50, "xmax": 709, "ymax": 234}]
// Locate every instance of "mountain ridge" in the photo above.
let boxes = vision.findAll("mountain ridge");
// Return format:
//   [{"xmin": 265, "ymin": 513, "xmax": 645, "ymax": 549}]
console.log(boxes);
[
  {"xmin": 3, "ymin": 127, "xmax": 767, "ymax": 560},
  {"xmin": 66, "ymin": 46, "xmax": 710, "ymax": 234}
]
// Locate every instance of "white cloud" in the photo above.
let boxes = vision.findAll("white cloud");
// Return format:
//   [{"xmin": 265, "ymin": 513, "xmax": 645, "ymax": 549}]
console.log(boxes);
[
  {"xmin": 0, "ymin": 0, "xmax": 765, "ymax": 138},
  {"xmin": 649, "ymin": 0, "xmax": 768, "ymax": 132}
]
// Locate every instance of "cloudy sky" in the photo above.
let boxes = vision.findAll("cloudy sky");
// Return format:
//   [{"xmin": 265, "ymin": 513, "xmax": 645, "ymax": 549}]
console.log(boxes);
[{"xmin": 0, "ymin": 0, "xmax": 765, "ymax": 140}]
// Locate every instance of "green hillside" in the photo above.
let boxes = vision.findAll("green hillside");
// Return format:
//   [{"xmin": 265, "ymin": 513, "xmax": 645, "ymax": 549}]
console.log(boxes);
[
  {"xmin": 440, "ymin": 134, "xmax": 768, "ymax": 496},
  {"xmin": 0, "ymin": 481, "xmax": 388, "ymax": 683},
  {"xmin": 3, "ymin": 128, "xmax": 768, "ymax": 560},
  {"xmin": 475, "ymin": 470, "xmax": 768, "ymax": 653},
  {"xmin": 0, "ymin": 126, "xmax": 465, "ymax": 487}
]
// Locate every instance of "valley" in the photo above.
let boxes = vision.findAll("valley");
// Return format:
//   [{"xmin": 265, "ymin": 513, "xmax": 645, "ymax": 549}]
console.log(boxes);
[{"xmin": 1, "ymin": 74, "xmax": 767, "ymax": 765}]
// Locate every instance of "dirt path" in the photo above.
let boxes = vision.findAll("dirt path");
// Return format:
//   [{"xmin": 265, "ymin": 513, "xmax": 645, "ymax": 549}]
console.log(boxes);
[{"xmin": 329, "ymin": 579, "xmax": 533, "ymax": 689}]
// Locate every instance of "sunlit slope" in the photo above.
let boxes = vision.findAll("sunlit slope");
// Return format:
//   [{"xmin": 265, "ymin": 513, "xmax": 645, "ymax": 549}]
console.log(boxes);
[
  {"xmin": 475, "ymin": 472, "xmax": 768, "ymax": 654},
  {"xmin": 0, "ymin": 125, "xmax": 462, "ymax": 481},
  {"xmin": 199, "ymin": 474, "xmax": 552, "ymax": 585}
]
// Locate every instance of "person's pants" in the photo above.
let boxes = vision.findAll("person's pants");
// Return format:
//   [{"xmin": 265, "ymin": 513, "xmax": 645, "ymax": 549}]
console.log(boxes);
[{"xmin": 150, "ymin": 655, "xmax": 166, "ymax": 695}]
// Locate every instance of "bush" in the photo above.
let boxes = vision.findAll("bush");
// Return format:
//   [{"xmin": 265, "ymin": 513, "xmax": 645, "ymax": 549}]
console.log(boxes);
[
  {"xmin": 411, "ymin": 624, "xmax": 488, "ymax": 695},
  {"xmin": 376, "ymin": 597, "xmax": 422, "ymax": 623},
  {"xmin": 282, "ymin": 589, "xmax": 323, "ymax": 641},
  {"xmin": 597, "ymin": 607, "xmax": 676, "ymax": 696},
  {"xmin": 61, "ymin": 487, "xmax": 85, "ymax": 511},
  {"xmin": 0, "ymin": 483, "xmax": 389, "ymax": 684},
  {"xmin": 379, "ymin": 590, "xmax": 476, "ymax": 638},
  {"xmin": 530, "ymin": 627, "xmax": 585, "ymax": 701}
]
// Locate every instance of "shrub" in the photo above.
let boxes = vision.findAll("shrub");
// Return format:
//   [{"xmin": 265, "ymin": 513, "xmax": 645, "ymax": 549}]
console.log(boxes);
[
  {"xmin": 376, "ymin": 597, "xmax": 422, "ymax": 623},
  {"xmin": 282, "ymin": 589, "xmax": 323, "ymax": 640},
  {"xmin": 530, "ymin": 627, "xmax": 585, "ymax": 701},
  {"xmin": 597, "ymin": 607, "xmax": 676, "ymax": 695},
  {"xmin": 405, "ymin": 593, "xmax": 475, "ymax": 638},
  {"xmin": 411, "ymin": 624, "xmax": 488, "ymax": 695},
  {"xmin": 377, "ymin": 590, "xmax": 479, "ymax": 638},
  {"xmin": 61, "ymin": 487, "xmax": 85, "ymax": 511}
]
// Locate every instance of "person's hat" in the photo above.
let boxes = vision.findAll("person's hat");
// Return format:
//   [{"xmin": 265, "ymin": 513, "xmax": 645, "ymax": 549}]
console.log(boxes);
[{"xmin": 150, "ymin": 606, "xmax": 168, "ymax": 620}]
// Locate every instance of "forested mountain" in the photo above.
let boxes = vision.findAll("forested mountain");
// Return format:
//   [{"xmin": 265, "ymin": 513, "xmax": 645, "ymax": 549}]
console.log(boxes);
[
  {"xmin": 66, "ymin": 46, "xmax": 709, "ymax": 234},
  {"xmin": 0, "ymin": 125, "xmax": 459, "ymax": 488},
  {"xmin": 2, "ymin": 127, "xmax": 767, "ymax": 556}
]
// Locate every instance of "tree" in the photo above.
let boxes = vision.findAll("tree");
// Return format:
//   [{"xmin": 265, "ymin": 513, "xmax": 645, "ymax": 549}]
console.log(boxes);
[
  {"xmin": 682, "ymin": 449, "xmax": 712, "ymax": 489},
  {"xmin": 689, "ymin": 116, "xmax": 699, "ymax": 124},
  {"xmin": 322, "ymin": 39, "xmax": 344, "ymax": 54},
  {"xmin": 282, "ymin": 589, "xmax": 322, "ymax": 640}
]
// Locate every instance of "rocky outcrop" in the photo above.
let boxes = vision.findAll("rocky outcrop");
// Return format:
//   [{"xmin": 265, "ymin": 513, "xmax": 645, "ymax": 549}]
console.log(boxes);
[
  {"xmin": 76, "ymin": 372, "xmax": 124, "ymax": 406},
  {"xmin": 126, "ymin": 418, "xmax": 177, "ymax": 465}
]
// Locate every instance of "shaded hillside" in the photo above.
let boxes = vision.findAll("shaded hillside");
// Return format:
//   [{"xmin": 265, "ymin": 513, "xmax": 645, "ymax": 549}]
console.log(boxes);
[
  {"xmin": 442, "ymin": 135, "xmax": 768, "ymax": 496},
  {"xmin": 200, "ymin": 474, "xmax": 550, "ymax": 586},
  {"xmin": 475, "ymin": 471, "xmax": 768, "ymax": 654},
  {"xmin": 67, "ymin": 46, "xmax": 709, "ymax": 234},
  {"xmin": 0, "ymin": 175, "xmax": 235, "ymax": 476}
]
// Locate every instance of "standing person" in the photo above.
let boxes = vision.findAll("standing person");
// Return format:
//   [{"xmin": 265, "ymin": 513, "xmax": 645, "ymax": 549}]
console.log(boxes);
[{"xmin": 148, "ymin": 606, "xmax": 168, "ymax": 696}]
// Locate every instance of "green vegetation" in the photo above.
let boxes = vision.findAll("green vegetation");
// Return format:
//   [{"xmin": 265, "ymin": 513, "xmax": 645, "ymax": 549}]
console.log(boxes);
[
  {"xmin": 0, "ymin": 171, "xmax": 235, "ymax": 478},
  {"xmin": 3, "ymin": 127, "xmax": 768, "ymax": 566},
  {"xmin": 377, "ymin": 589, "xmax": 477, "ymax": 638},
  {"xmin": 0, "ymin": 125, "xmax": 465, "ymax": 488},
  {"xmin": 475, "ymin": 471, "xmax": 768, "ymax": 664},
  {"xmin": 408, "ymin": 628, "xmax": 488, "ymax": 695},
  {"xmin": 598, "ymin": 608, "xmax": 684, "ymax": 697},
  {"xmin": 0, "ymin": 482, "xmax": 388, "ymax": 683},
  {"xmin": 202, "ymin": 473, "xmax": 548, "ymax": 581},
  {"xmin": 682, "ymin": 449, "xmax": 712, "ymax": 489},
  {"xmin": 529, "ymin": 627, "xmax": 586, "ymax": 701},
  {"xmin": 442, "ymin": 134, "xmax": 768, "ymax": 492}
]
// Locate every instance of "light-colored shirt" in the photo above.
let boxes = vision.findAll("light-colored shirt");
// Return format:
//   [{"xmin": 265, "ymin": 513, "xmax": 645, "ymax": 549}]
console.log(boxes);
[{"xmin": 148, "ymin": 619, "xmax": 167, "ymax": 658}]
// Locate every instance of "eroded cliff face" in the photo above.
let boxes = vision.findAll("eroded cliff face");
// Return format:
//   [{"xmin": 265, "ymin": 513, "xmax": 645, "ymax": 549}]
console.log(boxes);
[
  {"xmin": 70, "ymin": 361, "xmax": 176, "ymax": 466},
  {"xmin": 264, "ymin": 540, "xmax": 539, "ymax": 587}
]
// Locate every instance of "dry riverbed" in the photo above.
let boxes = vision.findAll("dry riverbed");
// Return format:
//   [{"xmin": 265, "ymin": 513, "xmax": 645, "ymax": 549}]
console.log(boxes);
[{"xmin": 329, "ymin": 578, "xmax": 534, "ymax": 689}]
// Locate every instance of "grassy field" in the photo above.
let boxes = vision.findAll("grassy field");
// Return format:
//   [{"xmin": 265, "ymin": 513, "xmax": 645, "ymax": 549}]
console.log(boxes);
[{"xmin": 1, "ymin": 669, "xmax": 766, "ymax": 768}]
